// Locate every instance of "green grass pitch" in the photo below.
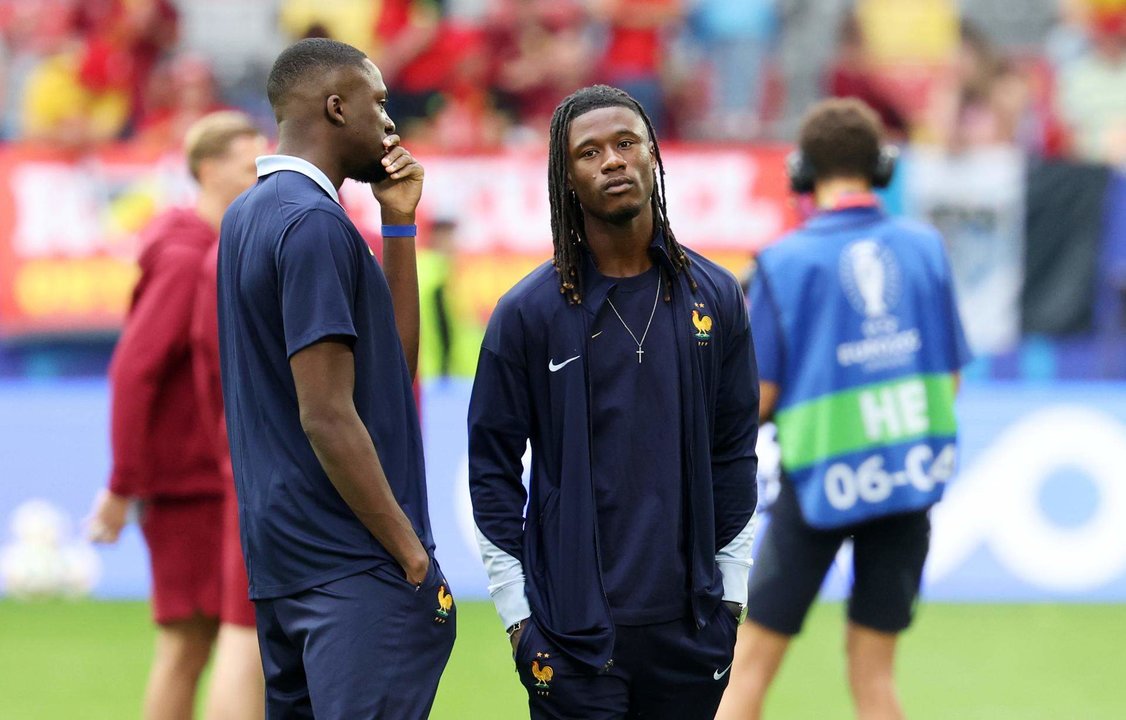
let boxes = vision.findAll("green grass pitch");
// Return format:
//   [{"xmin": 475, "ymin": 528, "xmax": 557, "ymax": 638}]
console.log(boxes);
[{"xmin": 1, "ymin": 600, "xmax": 1124, "ymax": 718}]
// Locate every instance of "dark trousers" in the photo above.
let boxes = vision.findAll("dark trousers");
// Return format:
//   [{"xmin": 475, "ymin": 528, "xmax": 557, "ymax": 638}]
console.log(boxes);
[
  {"xmin": 514, "ymin": 604, "xmax": 738, "ymax": 719},
  {"xmin": 255, "ymin": 557, "xmax": 456, "ymax": 720}
]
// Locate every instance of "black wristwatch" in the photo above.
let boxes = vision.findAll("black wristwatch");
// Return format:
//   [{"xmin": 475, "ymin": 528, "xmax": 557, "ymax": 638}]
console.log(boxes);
[{"xmin": 723, "ymin": 601, "xmax": 747, "ymax": 623}]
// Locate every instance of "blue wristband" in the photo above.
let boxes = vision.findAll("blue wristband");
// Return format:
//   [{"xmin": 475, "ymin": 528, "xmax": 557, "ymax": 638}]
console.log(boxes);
[{"xmin": 381, "ymin": 224, "xmax": 417, "ymax": 238}]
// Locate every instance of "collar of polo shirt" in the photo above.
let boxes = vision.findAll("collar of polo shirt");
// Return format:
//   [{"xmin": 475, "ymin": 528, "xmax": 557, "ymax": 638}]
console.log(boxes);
[{"xmin": 255, "ymin": 155, "xmax": 341, "ymax": 205}]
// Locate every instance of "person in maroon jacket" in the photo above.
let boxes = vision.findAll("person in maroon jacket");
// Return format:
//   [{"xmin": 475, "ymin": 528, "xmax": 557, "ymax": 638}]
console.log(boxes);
[
  {"xmin": 190, "ymin": 199, "xmax": 265, "ymax": 720},
  {"xmin": 87, "ymin": 111, "xmax": 265, "ymax": 720}
]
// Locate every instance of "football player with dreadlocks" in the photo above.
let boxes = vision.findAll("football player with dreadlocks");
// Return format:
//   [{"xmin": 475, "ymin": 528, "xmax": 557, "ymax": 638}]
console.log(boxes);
[{"xmin": 469, "ymin": 85, "xmax": 760, "ymax": 719}]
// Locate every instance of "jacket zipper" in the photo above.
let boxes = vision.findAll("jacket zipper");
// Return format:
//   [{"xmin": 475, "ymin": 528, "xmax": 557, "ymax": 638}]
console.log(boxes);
[
  {"xmin": 581, "ymin": 308, "xmax": 616, "ymax": 672},
  {"xmin": 674, "ymin": 278, "xmax": 705, "ymax": 630}
]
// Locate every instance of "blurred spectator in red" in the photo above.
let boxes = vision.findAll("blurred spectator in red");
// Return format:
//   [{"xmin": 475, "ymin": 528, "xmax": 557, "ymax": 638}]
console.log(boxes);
[
  {"xmin": 379, "ymin": 0, "xmax": 518, "ymax": 146},
  {"xmin": 405, "ymin": 9, "xmax": 511, "ymax": 151},
  {"xmin": 685, "ymin": 0, "xmax": 778, "ymax": 141},
  {"xmin": 278, "ymin": 0, "xmax": 506, "ymax": 147},
  {"xmin": 69, "ymin": 0, "xmax": 178, "ymax": 128},
  {"xmin": 488, "ymin": 0, "xmax": 595, "ymax": 138},
  {"xmin": 1058, "ymin": 2, "xmax": 1126, "ymax": 164},
  {"xmin": 373, "ymin": 0, "xmax": 456, "ymax": 130},
  {"xmin": 415, "ymin": 36, "xmax": 513, "ymax": 152},
  {"xmin": 135, "ymin": 55, "xmax": 227, "ymax": 151},
  {"xmin": 589, "ymin": 0, "xmax": 682, "ymax": 136},
  {"xmin": 825, "ymin": 14, "xmax": 909, "ymax": 139}
]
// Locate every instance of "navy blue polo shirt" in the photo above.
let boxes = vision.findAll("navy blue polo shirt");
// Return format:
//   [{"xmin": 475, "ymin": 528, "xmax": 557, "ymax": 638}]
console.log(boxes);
[
  {"xmin": 586, "ymin": 259, "xmax": 688, "ymax": 626},
  {"xmin": 217, "ymin": 156, "xmax": 433, "ymax": 600}
]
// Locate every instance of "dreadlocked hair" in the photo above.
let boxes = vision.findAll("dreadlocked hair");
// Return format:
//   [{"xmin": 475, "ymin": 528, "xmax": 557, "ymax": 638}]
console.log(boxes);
[{"xmin": 547, "ymin": 85, "xmax": 697, "ymax": 305}]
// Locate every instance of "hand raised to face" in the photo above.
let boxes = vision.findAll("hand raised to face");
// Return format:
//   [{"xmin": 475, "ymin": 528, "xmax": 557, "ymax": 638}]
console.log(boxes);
[{"xmin": 370, "ymin": 134, "xmax": 424, "ymax": 224}]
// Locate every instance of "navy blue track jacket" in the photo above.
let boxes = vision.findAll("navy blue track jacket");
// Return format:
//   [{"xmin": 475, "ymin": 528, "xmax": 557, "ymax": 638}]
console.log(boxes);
[{"xmin": 468, "ymin": 235, "xmax": 760, "ymax": 670}]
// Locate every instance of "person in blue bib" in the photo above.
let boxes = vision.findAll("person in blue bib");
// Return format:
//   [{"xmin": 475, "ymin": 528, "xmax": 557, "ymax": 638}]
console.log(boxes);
[
  {"xmin": 468, "ymin": 85, "xmax": 760, "ymax": 719},
  {"xmin": 216, "ymin": 39, "xmax": 455, "ymax": 719},
  {"xmin": 716, "ymin": 98, "xmax": 971, "ymax": 720}
]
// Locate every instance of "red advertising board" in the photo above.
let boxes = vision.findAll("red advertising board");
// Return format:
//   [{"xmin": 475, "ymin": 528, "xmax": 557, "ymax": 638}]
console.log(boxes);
[
  {"xmin": 0, "ymin": 143, "xmax": 797, "ymax": 337},
  {"xmin": 0, "ymin": 143, "xmax": 197, "ymax": 336}
]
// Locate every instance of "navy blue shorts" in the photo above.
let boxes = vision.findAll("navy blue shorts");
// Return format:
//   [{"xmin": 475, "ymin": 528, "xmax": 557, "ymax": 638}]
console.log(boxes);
[
  {"xmin": 746, "ymin": 481, "xmax": 930, "ymax": 636},
  {"xmin": 254, "ymin": 556, "xmax": 456, "ymax": 720},
  {"xmin": 513, "ymin": 603, "xmax": 738, "ymax": 720}
]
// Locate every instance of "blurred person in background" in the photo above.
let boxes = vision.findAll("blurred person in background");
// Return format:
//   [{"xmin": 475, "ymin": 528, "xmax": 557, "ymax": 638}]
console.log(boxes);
[
  {"xmin": 417, "ymin": 217, "xmax": 459, "ymax": 378},
  {"xmin": 280, "ymin": 0, "xmax": 456, "ymax": 133},
  {"xmin": 217, "ymin": 38, "xmax": 455, "ymax": 719},
  {"xmin": 469, "ymin": 84, "xmax": 758, "ymax": 719},
  {"xmin": 489, "ymin": 0, "xmax": 595, "ymax": 137},
  {"xmin": 188, "ymin": 113, "xmax": 270, "ymax": 720},
  {"xmin": 716, "ymin": 98, "xmax": 971, "ymax": 720},
  {"xmin": 825, "ymin": 14, "xmax": 909, "ymax": 140},
  {"xmin": 371, "ymin": 0, "xmax": 444, "ymax": 128},
  {"xmin": 166, "ymin": 0, "xmax": 286, "ymax": 129},
  {"xmin": 407, "ymin": 0, "xmax": 513, "ymax": 149},
  {"xmin": 67, "ymin": 0, "xmax": 179, "ymax": 130},
  {"xmin": 18, "ymin": 0, "xmax": 177, "ymax": 147},
  {"xmin": 136, "ymin": 54, "xmax": 228, "ymax": 150},
  {"xmin": 20, "ymin": 36, "xmax": 131, "ymax": 149},
  {"xmin": 86, "ymin": 111, "xmax": 265, "ymax": 720},
  {"xmin": 375, "ymin": 0, "xmax": 514, "ymax": 148},
  {"xmin": 684, "ymin": 0, "xmax": 778, "ymax": 140},
  {"xmin": 589, "ymin": 0, "xmax": 682, "ymax": 137},
  {"xmin": 925, "ymin": 21, "xmax": 1033, "ymax": 152},
  {"xmin": 1057, "ymin": 0, "xmax": 1126, "ymax": 164},
  {"xmin": 282, "ymin": 0, "xmax": 492, "ymax": 144}
]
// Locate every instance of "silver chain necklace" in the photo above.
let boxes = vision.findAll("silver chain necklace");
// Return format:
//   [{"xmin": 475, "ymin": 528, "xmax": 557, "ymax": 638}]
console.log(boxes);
[{"xmin": 605, "ymin": 274, "xmax": 661, "ymax": 364}]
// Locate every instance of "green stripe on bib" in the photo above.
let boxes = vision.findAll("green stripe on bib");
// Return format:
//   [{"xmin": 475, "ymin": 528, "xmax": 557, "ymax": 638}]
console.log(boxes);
[{"xmin": 775, "ymin": 374, "xmax": 957, "ymax": 470}]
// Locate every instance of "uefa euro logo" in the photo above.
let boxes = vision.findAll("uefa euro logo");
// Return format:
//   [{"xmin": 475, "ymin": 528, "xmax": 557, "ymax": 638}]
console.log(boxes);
[{"xmin": 840, "ymin": 239, "xmax": 901, "ymax": 320}]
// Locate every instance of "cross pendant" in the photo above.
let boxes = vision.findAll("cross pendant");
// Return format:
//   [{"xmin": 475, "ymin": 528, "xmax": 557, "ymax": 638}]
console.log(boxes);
[{"xmin": 636, "ymin": 348, "xmax": 644, "ymax": 364}]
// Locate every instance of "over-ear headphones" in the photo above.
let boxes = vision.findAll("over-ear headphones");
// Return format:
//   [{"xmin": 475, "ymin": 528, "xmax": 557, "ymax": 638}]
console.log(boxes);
[{"xmin": 786, "ymin": 145, "xmax": 899, "ymax": 194}]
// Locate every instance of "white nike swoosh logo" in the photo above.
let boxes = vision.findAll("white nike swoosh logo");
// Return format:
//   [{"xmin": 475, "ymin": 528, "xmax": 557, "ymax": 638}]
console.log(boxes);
[
  {"xmin": 591, "ymin": 331, "xmax": 603, "ymax": 339},
  {"xmin": 714, "ymin": 662, "xmax": 733, "ymax": 681},
  {"xmin": 548, "ymin": 356, "xmax": 581, "ymax": 372}
]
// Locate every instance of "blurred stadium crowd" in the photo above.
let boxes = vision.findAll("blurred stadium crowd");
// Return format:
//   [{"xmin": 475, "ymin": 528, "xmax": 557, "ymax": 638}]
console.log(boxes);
[
  {"xmin": 1, "ymin": 0, "xmax": 1126, "ymax": 381},
  {"xmin": 1, "ymin": 0, "xmax": 1124, "ymax": 158}
]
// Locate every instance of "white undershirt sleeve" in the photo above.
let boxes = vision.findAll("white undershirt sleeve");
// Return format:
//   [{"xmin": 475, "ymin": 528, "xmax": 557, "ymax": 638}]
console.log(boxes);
[
  {"xmin": 715, "ymin": 512, "xmax": 758, "ymax": 606},
  {"xmin": 476, "ymin": 525, "xmax": 532, "ymax": 628}
]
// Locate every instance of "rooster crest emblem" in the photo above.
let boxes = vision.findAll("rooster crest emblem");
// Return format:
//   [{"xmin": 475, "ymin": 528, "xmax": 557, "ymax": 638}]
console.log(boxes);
[
  {"xmin": 692, "ymin": 303, "xmax": 713, "ymax": 340},
  {"xmin": 531, "ymin": 652, "xmax": 554, "ymax": 694},
  {"xmin": 434, "ymin": 584, "xmax": 453, "ymax": 623}
]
